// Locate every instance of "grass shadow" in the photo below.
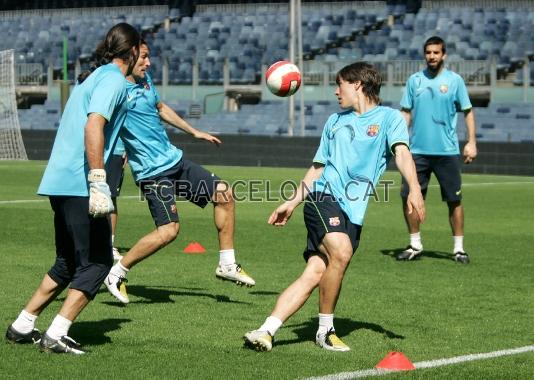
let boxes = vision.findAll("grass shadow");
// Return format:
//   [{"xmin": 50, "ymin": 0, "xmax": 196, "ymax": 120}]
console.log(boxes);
[
  {"xmin": 69, "ymin": 318, "xmax": 132, "ymax": 346},
  {"xmin": 248, "ymin": 291, "xmax": 279, "ymax": 296},
  {"xmin": 276, "ymin": 317, "xmax": 404, "ymax": 347},
  {"xmin": 381, "ymin": 247, "xmax": 453, "ymax": 261},
  {"xmin": 100, "ymin": 285, "xmax": 251, "ymax": 305},
  {"xmin": 116, "ymin": 246, "xmax": 131, "ymax": 254}
]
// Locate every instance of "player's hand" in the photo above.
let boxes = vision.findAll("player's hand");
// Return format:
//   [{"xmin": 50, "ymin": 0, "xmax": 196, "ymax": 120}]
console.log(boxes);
[
  {"xmin": 88, "ymin": 169, "xmax": 114, "ymax": 217},
  {"xmin": 463, "ymin": 141, "xmax": 477, "ymax": 164},
  {"xmin": 194, "ymin": 131, "xmax": 222, "ymax": 146},
  {"xmin": 406, "ymin": 190, "xmax": 425, "ymax": 223},
  {"xmin": 268, "ymin": 202, "xmax": 295, "ymax": 226}
]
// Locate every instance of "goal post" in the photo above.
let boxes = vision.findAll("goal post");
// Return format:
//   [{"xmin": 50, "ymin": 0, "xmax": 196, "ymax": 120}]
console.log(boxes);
[{"xmin": 0, "ymin": 49, "xmax": 28, "ymax": 160}]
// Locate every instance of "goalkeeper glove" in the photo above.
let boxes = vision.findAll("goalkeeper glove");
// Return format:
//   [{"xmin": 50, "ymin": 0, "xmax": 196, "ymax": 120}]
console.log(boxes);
[{"xmin": 88, "ymin": 169, "xmax": 114, "ymax": 217}]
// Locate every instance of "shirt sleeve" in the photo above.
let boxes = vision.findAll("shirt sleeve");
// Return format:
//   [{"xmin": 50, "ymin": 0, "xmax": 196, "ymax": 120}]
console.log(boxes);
[
  {"xmin": 312, "ymin": 114, "xmax": 334, "ymax": 164},
  {"xmin": 386, "ymin": 109, "xmax": 410, "ymax": 155},
  {"xmin": 399, "ymin": 76, "xmax": 414, "ymax": 110},
  {"xmin": 88, "ymin": 70, "xmax": 126, "ymax": 121},
  {"xmin": 455, "ymin": 75, "xmax": 472, "ymax": 111}
]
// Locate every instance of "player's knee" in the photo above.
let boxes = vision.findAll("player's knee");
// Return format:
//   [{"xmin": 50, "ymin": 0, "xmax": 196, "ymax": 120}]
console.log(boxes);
[
  {"xmin": 309, "ymin": 265, "xmax": 326, "ymax": 285},
  {"xmin": 214, "ymin": 183, "xmax": 234, "ymax": 206},
  {"xmin": 301, "ymin": 256, "xmax": 326, "ymax": 286},
  {"xmin": 329, "ymin": 248, "xmax": 353, "ymax": 269},
  {"xmin": 157, "ymin": 222, "xmax": 179, "ymax": 245}
]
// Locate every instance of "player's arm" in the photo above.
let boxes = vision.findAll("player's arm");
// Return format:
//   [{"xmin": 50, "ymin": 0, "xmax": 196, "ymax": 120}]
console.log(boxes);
[
  {"xmin": 85, "ymin": 113, "xmax": 107, "ymax": 170},
  {"xmin": 268, "ymin": 163, "xmax": 324, "ymax": 226},
  {"xmin": 85, "ymin": 113, "xmax": 114, "ymax": 217},
  {"xmin": 400, "ymin": 108, "xmax": 412, "ymax": 128},
  {"xmin": 393, "ymin": 144, "xmax": 425, "ymax": 223},
  {"xmin": 157, "ymin": 101, "xmax": 221, "ymax": 145},
  {"xmin": 463, "ymin": 108, "xmax": 477, "ymax": 164}
]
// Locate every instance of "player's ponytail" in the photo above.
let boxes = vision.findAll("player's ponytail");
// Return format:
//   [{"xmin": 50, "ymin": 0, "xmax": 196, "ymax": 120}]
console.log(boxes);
[{"xmin": 78, "ymin": 23, "xmax": 140, "ymax": 84}]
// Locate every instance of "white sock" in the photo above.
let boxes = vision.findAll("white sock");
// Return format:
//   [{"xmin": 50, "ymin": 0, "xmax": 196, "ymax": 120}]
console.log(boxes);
[
  {"xmin": 318, "ymin": 313, "xmax": 334, "ymax": 334},
  {"xmin": 219, "ymin": 249, "xmax": 235, "ymax": 266},
  {"xmin": 259, "ymin": 316, "xmax": 283, "ymax": 336},
  {"xmin": 11, "ymin": 310, "xmax": 38, "ymax": 334},
  {"xmin": 112, "ymin": 235, "xmax": 115, "ymax": 245},
  {"xmin": 410, "ymin": 232, "xmax": 423, "ymax": 250},
  {"xmin": 46, "ymin": 314, "xmax": 72, "ymax": 340},
  {"xmin": 111, "ymin": 261, "xmax": 129, "ymax": 277},
  {"xmin": 453, "ymin": 236, "xmax": 464, "ymax": 253}
]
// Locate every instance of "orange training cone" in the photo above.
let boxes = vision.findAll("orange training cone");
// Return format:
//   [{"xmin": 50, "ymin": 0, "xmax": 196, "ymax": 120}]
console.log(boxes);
[
  {"xmin": 183, "ymin": 242, "xmax": 206, "ymax": 254},
  {"xmin": 375, "ymin": 351, "xmax": 415, "ymax": 371}
]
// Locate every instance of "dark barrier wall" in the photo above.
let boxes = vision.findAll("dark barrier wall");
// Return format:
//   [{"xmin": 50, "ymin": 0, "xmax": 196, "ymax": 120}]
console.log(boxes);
[{"xmin": 21, "ymin": 130, "xmax": 534, "ymax": 176}]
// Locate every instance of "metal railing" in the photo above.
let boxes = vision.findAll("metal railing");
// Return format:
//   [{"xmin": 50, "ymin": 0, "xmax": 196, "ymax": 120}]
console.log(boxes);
[
  {"xmin": 15, "ymin": 63, "xmax": 44, "ymax": 86},
  {"xmin": 423, "ymin": 0, "xmax": 533, "ymax": 9},
  {"xmin": 0, "ymin": 5, "xmax": 168, "ymax": 19},
  {"xmin": 302, "ymin": 60, "xmax": 491, "ymax": 86},
  {"xmin": 196, "ymin": 1, "xmax": 386, "ymax": 14}
]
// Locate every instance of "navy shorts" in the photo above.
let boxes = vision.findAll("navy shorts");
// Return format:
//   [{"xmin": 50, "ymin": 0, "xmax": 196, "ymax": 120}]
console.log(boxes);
[
  {"xmin": 302, "ymin": 192, "xmax": 362, "ymax": 262},
  {"xmin": 106, "ymin": 154, "xmax": 125, "ymax": 198},
  {"xmin": 139, "ymin": 158, "xmax": 221, "ymax": 227},
  {"xmin": 401, "ymin": 154, "xmax": 462, "ymax": 202},
  {"xmin": 48, "ymin": 196, "xmax": 113, "ymax": 299}
]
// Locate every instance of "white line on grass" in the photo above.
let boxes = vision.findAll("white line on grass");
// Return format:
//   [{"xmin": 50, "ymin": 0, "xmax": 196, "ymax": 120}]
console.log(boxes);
[
  {"xmin": 0, "ymin": 199, "xmax": 45, "ymax": 204},
  {"xmin": 305, "ymin": 345, "xmax": 534, "ymax": 380},
  {"xmin": 1, "ymin": 181, "xmax": 533, "ymax": 205}
]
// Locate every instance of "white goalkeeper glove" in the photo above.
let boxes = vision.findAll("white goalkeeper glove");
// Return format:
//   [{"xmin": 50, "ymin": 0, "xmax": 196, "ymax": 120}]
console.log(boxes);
[{"xmin": 88, "ymin": 169, "xmax": 114, "ymax": 217}]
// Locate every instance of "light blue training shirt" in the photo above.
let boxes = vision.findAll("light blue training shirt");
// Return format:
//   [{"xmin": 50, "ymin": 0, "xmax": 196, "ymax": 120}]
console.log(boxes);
[
  {"xmin": 121, "ymin": 73, "xmax": 182, "ymax": 182},
  {"xmin": 38, "ymin": 63, "xmax": 127, "ymax": 196},
  {"xmin": 400, "ymin": 68, "xmax": 472, "ymax": 155},
  {"xmin": 113, "ymin": 137, "xmax": 125, "ymax": 156},
  {"xmin": 312, "ymin": 106, "xmax": 409, "ymax": 225}
]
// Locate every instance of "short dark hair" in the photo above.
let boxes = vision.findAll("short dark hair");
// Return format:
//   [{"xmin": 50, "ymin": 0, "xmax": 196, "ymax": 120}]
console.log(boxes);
[
  {"xmin": 423, "ymin": 36, "xmax": 446, "ymax": 54},
  {"xmin": 336, "ymin": 62, "xmax": 382, "ymax": 104}
]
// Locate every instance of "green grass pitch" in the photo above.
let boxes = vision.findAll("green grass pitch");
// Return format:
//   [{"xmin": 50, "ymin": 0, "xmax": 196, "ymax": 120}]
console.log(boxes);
[{"xmin": 1, "ymin": 161, "xmax": 534, "ymax": 379}]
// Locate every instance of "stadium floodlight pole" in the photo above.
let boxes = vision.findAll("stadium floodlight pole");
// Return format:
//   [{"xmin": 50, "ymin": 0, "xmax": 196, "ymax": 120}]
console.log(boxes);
[
  {"xmin": 288, "ymin": 0, "xmax": 296, "ymax": 137},
  {"xmin": 297, "ymin": 0, "xmax": 305, "ymax": 136},
  {"xmin": 60, "ymin": 36, "xmax": 70, "ymax": 114}
]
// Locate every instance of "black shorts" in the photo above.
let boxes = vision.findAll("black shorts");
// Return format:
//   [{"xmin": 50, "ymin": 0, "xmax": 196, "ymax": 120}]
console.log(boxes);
[
  {"xmin": 106, "ymin": 154, "xmax": 125, "ymax": 198},
  {"xmin": 401, "ymin": 154, "xmax": 462, "ymax": 202},
  {"xmin": 47, "ymin": 196, "xmax": 113, "ymax": 299},
  {"xmin": 139, "ymin": 158, "xmax": 221, "ymax": 227},
  {"xmin": 302, "ymin": 192, "xmax": 362, "ymax": 262}
]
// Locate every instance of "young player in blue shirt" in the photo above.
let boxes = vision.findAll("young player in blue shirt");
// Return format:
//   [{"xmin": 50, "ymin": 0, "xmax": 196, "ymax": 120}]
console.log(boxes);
[
  {"xmin": 105, "ymin": 41, "xmax": 255, "ymax": 304},
  {"xmin": 397, "ymin": 36, "xmax": 477, "ymax": 263},
  {"xmin": 244, "ymin": 62, "xmax": 425, "ymax": 352},
  {"xmin": 5, "ymin": 23, "xmax": 140, "ymax": 354}
]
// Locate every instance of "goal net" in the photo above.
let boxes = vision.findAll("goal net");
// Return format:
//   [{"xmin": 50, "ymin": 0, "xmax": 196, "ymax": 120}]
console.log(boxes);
[{"xmin": 0, "ymin": 49, "xmax": 28, "ymax": 160}]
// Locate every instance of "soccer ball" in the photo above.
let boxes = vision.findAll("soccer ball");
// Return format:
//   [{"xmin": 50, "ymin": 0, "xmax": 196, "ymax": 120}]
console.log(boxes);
[{"xmin": 265, "ymin": 61, "xmax": 301, "ymax": 97}]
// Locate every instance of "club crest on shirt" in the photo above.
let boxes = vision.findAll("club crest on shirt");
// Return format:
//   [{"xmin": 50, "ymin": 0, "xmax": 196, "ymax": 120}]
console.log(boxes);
[
  {"xmin": 329, "ymin": 217, "xmax": 340, "ymax": 227},
  {"xmin": 143, "ymin": 81, "xmax": 150, "ymax": 90},
  {"xmin": 439, "ymin": 84, "xmax": 448, "ymax": 93},
  {"xmin": 366, "ymin": 124, "xmax": 379, "ymax": 137},
  {"xmin": 170, "ymin": 204, "xmax": 177, "ymax": 214}
]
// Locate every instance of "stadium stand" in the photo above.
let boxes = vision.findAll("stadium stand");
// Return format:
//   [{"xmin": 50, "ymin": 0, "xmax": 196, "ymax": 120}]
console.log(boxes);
[
  {"xmin": 5, "ymin": 0, "xmax": 534, "ymax": 143},
  {"xmin": 4, "ymin": 3, "xmax": 534, "ymax": 82}
]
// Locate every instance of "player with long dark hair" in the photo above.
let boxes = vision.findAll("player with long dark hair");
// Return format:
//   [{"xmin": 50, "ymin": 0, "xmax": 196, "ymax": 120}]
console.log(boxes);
[{"xmin": 5, "ymin": 23, "xmax": 140, "ymax": 355}]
